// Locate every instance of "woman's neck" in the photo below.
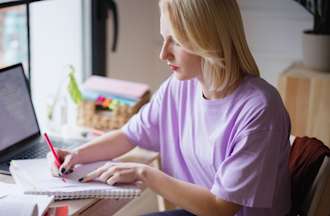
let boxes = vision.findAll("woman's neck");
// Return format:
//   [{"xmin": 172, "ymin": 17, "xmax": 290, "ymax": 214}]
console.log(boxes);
[{"xmin": 199, "ymin": 77, "xmax": 242, "ymax": 100}]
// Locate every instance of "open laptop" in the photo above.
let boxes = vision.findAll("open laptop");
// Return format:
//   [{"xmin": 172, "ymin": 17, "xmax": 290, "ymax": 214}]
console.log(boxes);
[{"xmin": 0, "ymin": 63, "xmax": 84, "ymax": 174}]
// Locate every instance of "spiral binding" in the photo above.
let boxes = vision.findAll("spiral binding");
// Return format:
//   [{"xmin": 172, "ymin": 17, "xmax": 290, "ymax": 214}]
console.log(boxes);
[{"xmin": 25, "ymin": 188, "xmax": 141, "ymax": 200}]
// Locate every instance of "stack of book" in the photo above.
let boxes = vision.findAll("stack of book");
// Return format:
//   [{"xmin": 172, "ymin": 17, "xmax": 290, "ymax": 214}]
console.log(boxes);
[{"xmin": 76, "ymin": 76, "xmax": 150, "ymax": 131}]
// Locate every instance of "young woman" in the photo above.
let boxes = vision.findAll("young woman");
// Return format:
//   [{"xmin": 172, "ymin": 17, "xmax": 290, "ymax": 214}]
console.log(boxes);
[{"xmin": 52, "ymin": 0, "xmax": 291, "ymax": 215}]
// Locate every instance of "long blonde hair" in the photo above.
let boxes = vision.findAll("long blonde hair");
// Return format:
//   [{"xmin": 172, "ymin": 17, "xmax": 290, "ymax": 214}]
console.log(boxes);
[{"xmin": 159, "ymin": 0, "xmax": 259, "ymax": 92}]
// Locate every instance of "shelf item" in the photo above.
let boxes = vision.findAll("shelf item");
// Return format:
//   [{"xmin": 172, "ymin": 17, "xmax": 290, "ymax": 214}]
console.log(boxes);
[{"xmin": 77, "ymin": 76, "xmax": 151, "ymax": 131}]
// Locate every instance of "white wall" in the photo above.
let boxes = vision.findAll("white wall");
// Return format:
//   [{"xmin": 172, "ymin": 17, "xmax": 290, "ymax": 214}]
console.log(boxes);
[
  {"xmin": 30, "ymin": 0, "xmax": 84, "ymax": 129},
  {"xmin": 238, "ymin": 0, "xmax": 313, "ymax": 86},
  {"xmin": 106, "ymin": 0, "xmax": 313, "ymax": 91},
  {"xmin": 106, "ymin": 0, "xmax": 169, "ymax": 92}
]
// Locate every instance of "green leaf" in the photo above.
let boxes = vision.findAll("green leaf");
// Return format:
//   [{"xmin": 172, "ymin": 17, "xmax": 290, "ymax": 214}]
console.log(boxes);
[{"xmin": 67, "ymin": 66, "xmax": 83, "ymax": 105}]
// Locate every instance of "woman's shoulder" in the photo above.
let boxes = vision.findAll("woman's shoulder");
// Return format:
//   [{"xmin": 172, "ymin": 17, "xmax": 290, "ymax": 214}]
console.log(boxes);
[
  {"xmin": 231, "ymin": 75, "xmax": 288, "ymax": 127},
  {"xmin": 232, "ymin": 75, "xmax": 290, "ymax": 134},
  {"xmin": 238, "ymin": 75, "xmax": 283, "ymax": 109}
]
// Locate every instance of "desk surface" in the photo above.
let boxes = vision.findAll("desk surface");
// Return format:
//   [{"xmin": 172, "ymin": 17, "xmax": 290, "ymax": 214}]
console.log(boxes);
[{"xmin": 0, "ymin": 147, "xmax": 159, "ymax": 216}]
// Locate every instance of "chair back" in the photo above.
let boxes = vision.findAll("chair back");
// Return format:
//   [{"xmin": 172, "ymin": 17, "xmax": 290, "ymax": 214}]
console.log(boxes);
[{"xmin": 302, "ymin": 156, "xmax": 330, "ymax": 216}]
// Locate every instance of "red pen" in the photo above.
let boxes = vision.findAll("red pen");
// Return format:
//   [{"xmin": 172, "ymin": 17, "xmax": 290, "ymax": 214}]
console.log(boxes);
[{"xmin": 43, "ymin": 132, "xmax": 61, "ymax": 168}]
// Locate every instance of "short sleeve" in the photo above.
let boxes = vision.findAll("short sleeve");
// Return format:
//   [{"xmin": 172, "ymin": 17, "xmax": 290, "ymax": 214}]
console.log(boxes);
[
  {"xmin": 121, "ymin": 78, "xmax": 171, "ymax": 152},
  {"xmin": 211, "ymin": 130, "xmax": 283, "ymax": 207},
  {"xmin": 211, "ymin": 99, "xmax": 290, "ymax": 208}
]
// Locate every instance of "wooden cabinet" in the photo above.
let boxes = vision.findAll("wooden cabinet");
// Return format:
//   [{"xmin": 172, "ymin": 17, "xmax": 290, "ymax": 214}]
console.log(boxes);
[{"xmin": 278, "ymin": 63, "xmax": 330, "ymax": 147}]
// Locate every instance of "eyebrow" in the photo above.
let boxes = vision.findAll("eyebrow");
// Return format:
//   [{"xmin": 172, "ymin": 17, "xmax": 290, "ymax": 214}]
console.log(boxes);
[{"xmin": 160, "ymin": 33, "xmax": 170, "ymax": 41}]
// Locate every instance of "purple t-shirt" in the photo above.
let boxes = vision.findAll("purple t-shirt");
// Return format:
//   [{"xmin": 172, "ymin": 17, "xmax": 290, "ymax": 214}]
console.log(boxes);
[{"xmin": 122, "ymin": 75, "xmax": 291, "ymax": 216}]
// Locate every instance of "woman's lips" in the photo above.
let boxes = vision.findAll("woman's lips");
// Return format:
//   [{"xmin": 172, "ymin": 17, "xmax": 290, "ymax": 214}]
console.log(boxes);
[{"xmin": 169, "ymin": 64, "xmax": 179, "ymax": 71}]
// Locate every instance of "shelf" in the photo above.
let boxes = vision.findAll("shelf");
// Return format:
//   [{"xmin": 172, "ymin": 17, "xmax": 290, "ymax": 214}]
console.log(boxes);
[{"xmin": 278, "ymin": 63, "xmax": 330, "ymax": 147}]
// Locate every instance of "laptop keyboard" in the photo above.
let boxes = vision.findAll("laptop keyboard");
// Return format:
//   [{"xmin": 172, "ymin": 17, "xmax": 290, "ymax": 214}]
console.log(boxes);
[
  {"xmin": 13, "ymin": 142, "xmax": 51, "ymax": 160},
  {"xmin": 14, "ymin": 145, "xmax": 49, "ymax": 160},
  {"xmin": 10, "ymin": 139, "xmax": 82, "ymax": 162},
  {"xmin": 0, "ymin": 137, "xmax": 84, "ymax": 172}
]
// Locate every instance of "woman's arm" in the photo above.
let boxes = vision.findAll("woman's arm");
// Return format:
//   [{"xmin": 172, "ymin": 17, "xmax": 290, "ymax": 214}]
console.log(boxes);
[
  {"xmin": 141, "ymin": 166, "xmax": 241, "ymax": 216},
  {"xmin": 57, "ymin": 130, "xmax": 135, "ymax": 176},
  {"xmin": 52, "ymin": 130, "xmax": 135, "ymax": 176},
  {"xmin": 74, "ymin": 129, "xmax": 135, "ymax": 164},
  {"xmin": 82, "ymin": 162, "xmax": 241, "ymax": 216}
]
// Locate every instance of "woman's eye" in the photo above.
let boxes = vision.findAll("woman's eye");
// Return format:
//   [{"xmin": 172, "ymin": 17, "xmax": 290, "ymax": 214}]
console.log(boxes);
[
  {"xmin": 160, "ymin": 36, "xmax": 181, "ymax": 47},
  {"xmin": 174, "ymin": 41, "xmax": 181, "ymax": 47},
  {"xmin": 171, "ymin": 38, "xmax": 181, "ymax": 47}
]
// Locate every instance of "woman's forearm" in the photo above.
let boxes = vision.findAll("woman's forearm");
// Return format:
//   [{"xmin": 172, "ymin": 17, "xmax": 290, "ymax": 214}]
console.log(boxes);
[
  {"xmin": 138, "ymin": 166, "xmax": 241, "ymax": 216},
  {"xmin": 74, "ymin": 129, "xmax": 135, "ymax": 164}
]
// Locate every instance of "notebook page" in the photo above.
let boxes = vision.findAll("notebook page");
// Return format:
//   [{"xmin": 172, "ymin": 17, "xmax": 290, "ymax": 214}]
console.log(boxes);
[
  {"xmin": 10, "ymin": 158, "xmax": 142, "ymax": 200},
  {"xmin": 11, "ymin": 159, "xmax": 110, "ymax": 189}
]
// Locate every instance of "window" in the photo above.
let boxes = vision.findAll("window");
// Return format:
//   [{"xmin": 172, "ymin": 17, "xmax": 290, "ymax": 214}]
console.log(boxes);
[
  {"xmin": 0, "ymin": 0, "xmax": 89, "ymax": 130},
  {"xmin": 0, "ymin": 0, "xmax": 114, "ymax": 130},
  {"xmin": 0, "ymin": 4, "xmax": 27, "ymax": 74}
]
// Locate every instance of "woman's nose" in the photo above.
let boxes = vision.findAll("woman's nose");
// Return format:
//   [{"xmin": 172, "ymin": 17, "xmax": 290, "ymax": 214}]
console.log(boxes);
[
  {"xmin": 159, "ymin": 41, "xmax": 173, "ymax": 61},
  {"xmin": 159, "ymin": 45, "xmax": 167, "ymax": 61}
]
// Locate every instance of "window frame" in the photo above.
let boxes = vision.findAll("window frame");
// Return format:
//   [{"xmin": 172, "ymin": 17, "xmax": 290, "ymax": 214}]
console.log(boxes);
[
  {"xmin": 0, "ymin": 0, "xmax": 45, "ymax": 93},
  {"xmin": 1, "ymin": 0, "xmax": 112, "ymax": 95}
]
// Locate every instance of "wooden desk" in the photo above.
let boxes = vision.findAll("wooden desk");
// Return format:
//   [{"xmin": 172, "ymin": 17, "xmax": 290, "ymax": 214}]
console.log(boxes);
[{"xmin": 0, "ymin": 147, "xmax": 161, "ymax": 216}]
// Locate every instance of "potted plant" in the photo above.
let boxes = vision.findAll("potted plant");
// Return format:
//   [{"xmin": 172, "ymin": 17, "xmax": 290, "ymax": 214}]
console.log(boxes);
[{"xmin": 294, "ymin": 0, "xmax": 330, "ymax": 72}]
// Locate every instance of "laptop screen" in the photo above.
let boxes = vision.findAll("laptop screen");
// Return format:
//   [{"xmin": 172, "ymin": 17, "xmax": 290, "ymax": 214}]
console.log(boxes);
[{"xmin": 0, "ymin": 64, "xmax": 39, "ymax": 151}]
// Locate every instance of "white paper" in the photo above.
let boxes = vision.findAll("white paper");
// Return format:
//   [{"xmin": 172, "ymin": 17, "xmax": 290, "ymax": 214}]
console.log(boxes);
[
  {"xmin": 0, "ymin": 197, "xmax": 38, "ymax": 216},
  {"xmin": 0, "ymin": 182, "xmax": 54, "ymax": 216},
  {"xmin": 0, "ymin": 181, "xmax": 23, "ymax": 196},
  {"xmin": 10, "ymin": 158, "xmax": 141, "ymax": 200},
  {"xmin": 12, "ymin": 159, "xmax": 110, "ymax": 189}
]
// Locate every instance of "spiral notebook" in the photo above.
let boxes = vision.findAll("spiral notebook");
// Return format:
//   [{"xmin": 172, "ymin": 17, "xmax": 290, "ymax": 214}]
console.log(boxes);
[{"xmin": 9, "ymin": 158, "xmax": 141, "ymax": 200}]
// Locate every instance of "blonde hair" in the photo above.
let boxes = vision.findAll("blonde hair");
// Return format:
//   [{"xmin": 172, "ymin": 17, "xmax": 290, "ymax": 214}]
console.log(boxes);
[{"xmin": 159, "ymin": 0, "xmax": 259, "ymax": 92}]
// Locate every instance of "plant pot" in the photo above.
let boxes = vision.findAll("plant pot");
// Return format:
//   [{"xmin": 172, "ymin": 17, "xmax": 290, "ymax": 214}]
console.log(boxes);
[{"xmin": 302, "ymin": 31, "xmax": 330, "ymax": 72}]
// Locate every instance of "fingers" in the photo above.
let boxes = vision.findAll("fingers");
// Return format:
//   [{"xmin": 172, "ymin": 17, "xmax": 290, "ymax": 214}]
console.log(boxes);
[
  {"xmin": 59, "ymin": 153, "xmax": 75, "ymax": 175},
  {"xmin": 79, "ymin": 168, "xmax": 102, "ymax": 183},
  {"xmin": 106, "ymin": 170, "xmax": 136, "ymax": 185},
  {"xmin": 48, "ymin": 148, "xmax": 76, "ymax": 176},
  {"xmin": 80, "ymin": 163, "xmax": 140, "ymax": 186},
  {"xmin": 99, "ymin": 169, "xmax": 116, "ymax": 182},
  {"xmin": 80, "ymin": 163, "xmax": 113, "ymax": 182}
]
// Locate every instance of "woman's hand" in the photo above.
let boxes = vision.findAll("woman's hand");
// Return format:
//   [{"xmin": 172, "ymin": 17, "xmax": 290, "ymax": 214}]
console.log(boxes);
[
  {"xmin": 79, "ymin": 162, "xmax": 150, "ymax": 186},
  {"xmin": 47, "ymin": 148, "xmax": 80, "ymax": 177}
]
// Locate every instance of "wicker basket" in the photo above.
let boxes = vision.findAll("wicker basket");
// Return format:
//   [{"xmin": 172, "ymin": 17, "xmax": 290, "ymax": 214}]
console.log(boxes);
[{"xmin": 76, "ymin": 92, "xmax": 151, "ymax": 131}]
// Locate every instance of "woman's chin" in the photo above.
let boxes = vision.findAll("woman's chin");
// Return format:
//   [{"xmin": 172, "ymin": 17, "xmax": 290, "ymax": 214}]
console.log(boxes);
[
  {"xmin": 173, "ymin": 72, "xmax": 194, "ymax": 81},
  {"xmin": 174, "ymin": 74, "xmax": 185, "ymax": 81}
]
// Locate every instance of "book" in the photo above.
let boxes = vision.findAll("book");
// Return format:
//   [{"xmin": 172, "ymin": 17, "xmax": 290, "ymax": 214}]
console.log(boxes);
[
  {"xmin": 82, "ymin": 89, "xmax": 137, "ymax": 106},
  {"xmin": 83, "ymin": 76, "xmax": 150, "ymax": 100},
  {"xmin": 0, "ymin": 182, "xmax": 54, "ymax": 216},
  {"xmin": 9, "ymin": 158, "xmax": 142, "ymax": 200}
]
